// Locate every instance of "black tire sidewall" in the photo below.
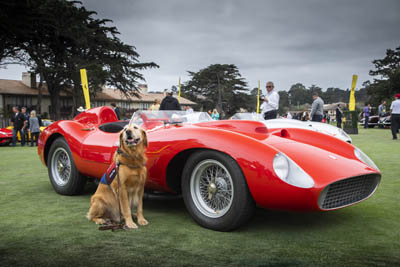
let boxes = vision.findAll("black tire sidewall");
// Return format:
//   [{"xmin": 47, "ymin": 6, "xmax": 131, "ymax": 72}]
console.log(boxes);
[
  {"xmin": 182, "ymin": 150, "xmax": 255, "ymax": 231},
  {"xmin": 47, "ymin": 137, "xmax": 85, "ymax": 195}
]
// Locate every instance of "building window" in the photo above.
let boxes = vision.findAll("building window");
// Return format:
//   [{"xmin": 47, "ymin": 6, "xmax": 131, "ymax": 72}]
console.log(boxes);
[{"xmin": 139, "ymin": 103, "xmax": 150, "ymax": 110}]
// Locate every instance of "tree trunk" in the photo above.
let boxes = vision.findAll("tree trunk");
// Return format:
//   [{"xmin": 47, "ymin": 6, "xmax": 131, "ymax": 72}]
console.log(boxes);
[
  {"xmin": 37, "ymin": 73, "xmax": 43, "ymax": 114},
  {"xmin": 48, "ymin": 85, "xmax": 61, "ymax": 121},
  {"xmin": 217, "ymin": 73, "xmax": 222, "ymax": 114}
]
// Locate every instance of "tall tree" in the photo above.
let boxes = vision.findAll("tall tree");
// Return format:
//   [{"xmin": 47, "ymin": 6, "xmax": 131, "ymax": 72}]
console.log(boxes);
[
  {"xmin": 182, "ymin": 64, "xmax": 249, "ymax": 117},
  {"xmin": 0, "ymin": 0, "xmax": 158, "ymax": 120},
  {"xmin": 366, "ymin": 46, "xmax": 400, "ymax": 104}
]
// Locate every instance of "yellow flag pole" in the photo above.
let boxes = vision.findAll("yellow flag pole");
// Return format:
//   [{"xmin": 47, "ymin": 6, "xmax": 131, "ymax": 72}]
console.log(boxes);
[
  {"xmin": 256, "ymin": 80, "xmax": 260, "ymax": 113},
  {"xmin": 178, "ymin": 77, "xmax": 181, "ymax": 103},
  {"xmin": 349, "ymin": 74, "xmax": 358, "ymax": 111},
  {"xmin": 80, "ymin": 69, "xmax": 91, "ymax": 110}
]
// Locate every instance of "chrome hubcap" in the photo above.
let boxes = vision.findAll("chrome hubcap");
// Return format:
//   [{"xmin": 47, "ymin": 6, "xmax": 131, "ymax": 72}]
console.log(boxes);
[
  {"xmin": 51, "ymin": 147, "xmax": 71, "ymax": 186},
  {"xmin": 190, "ymin": 159, "xmax": 234, "ymax": 218}
]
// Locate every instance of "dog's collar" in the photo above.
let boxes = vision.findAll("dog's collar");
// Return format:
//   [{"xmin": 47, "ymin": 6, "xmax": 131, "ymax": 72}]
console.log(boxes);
[
  {"xmin": 117, "ymin": 147, "xmax": 136, "ymax": 159},
  {"xmin": 116, "ymin": 148, "xmax": 143, "ymax": 169}
]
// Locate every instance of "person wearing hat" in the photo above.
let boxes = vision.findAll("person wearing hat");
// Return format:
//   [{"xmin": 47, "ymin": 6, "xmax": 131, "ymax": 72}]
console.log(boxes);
[
  {"xmin": 390, "ymin": 93, "xmax": 400, "ymax": 140},
  {"xmin": 159, "ymin": 89, "xmax": 181, "ymax": 111},
  {"xmin": 74, "ymin": 106, "xmax": 85, "ymax": 117}
]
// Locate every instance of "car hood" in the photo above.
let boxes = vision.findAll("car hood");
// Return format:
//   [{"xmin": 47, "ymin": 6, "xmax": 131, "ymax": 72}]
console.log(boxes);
[
  {"xmin": 265, "ymin": 137, "xmax": 378, "ymax": 188},
  {"xmin": 263, "ymin": 119, "xmax": 352, "ymax": 143}
]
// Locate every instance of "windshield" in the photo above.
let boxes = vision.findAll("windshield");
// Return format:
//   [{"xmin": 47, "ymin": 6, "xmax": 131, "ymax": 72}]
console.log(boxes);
[
  {"xmin": 130, "ymin": 110, "xmax": 212, "ymax": 128},
  {"xmin": 231, "ymin": 112, "xmax": 264, "ymax": 121}
]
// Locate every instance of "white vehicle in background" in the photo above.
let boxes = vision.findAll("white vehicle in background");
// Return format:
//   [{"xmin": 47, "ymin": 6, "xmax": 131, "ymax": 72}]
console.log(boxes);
[{"xmin": 231, "ymin": 113, "xmax": 352, "ymax": 143}]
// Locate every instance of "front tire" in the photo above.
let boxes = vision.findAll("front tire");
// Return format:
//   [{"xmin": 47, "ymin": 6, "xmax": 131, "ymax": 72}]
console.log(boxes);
[
  {"xmin": 182, "ymin": 150, "xmax": 255, "ymax": 231},
  {"xmin": 47, "ymin": 137, "xmax": 86, "ymax": 195}
]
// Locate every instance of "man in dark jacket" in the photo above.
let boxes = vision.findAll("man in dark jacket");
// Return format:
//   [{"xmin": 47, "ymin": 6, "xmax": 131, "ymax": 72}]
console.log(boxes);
[
  {"xmin": 336, "ymin": 104, "xmax": 343, "ymax": 128},
  {"xmin": 10, "ymin": 106, "xmax": 26, "ymax": 146},
  {"xmin": 111, "ymin": 103, "xmax": 121, "ymax": 120},
  {"xmin": 160, "ymin": 89, "xmax": 181, "ymax": 110}
]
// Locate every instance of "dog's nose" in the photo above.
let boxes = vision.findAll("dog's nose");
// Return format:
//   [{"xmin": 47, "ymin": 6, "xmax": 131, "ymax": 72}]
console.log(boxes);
[{"xmin": 126, "ymin": 130, "xmax": 132, "ymax": 136}]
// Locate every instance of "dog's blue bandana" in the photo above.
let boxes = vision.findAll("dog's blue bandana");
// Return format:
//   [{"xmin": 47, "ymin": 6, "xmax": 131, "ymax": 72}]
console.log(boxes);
[{"xmin": 100, "ymin": 162, "xmax": 118, "ymax": 185}]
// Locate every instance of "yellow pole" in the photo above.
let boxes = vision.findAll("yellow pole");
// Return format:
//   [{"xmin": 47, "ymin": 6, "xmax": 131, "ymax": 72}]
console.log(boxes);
[
  {"xmin": 256, "ymin": 80, "xmax": 260, "ymax": 113},
  {"xmin": 178, "ymin": 77, "xmax": 181, "ymax": 103},
  {"xmin": 80, "ymin": 69, "xmax": 91, "ymax": 110},
  {"xmin": 349, "ymin": 74, "xmax": 358, "ymax": 111}
]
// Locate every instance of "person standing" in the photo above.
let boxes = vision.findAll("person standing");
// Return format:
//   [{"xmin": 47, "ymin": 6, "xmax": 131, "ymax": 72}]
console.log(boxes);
[
  {"xmin": 149, "ymin": 99, "xmax": 161, "ymax": 111},
  {"xmin": 310, "ymin": 93, "xmax": 324, "ymax": 122},
  {"xmin": 111, "ymin": 103, "xmax": 121, "ymax": 120},
  {"xmin": 185, "ymin": 105, "xmax": 194, "ymax": 114},
  {"xmin": 159, "ymin": 89, "xmax": 181, "ymax": 110},
  {"xmin": 260, "ymin": 81, "xmax": 279, "ymax": 120},
  {"xmin": 10, "ymin": 106, "xmax": 26, "ymax": 146},
  {"xmin": 336, "ymin": 104, "xmax": 343, "ymax": 128},
  {"xmin": 29, "ymin": 110, "xmax": 40, "ymax": 146},
  {"xmin": 211, "ymin": 109, "xmax": 220, "ymax": 120},
  {"xmin": 363, "ymin": 103, "xmax": 371, "ymax": 129},
  {"xmin": 378, "ymin": 100, "xmax": 387, "ymax": 117},
  {"xmin": 390, "ymin": 93, "xmax": 400, "ymax": 140},
  {"xmin": 21, "ymin": 107, "xmax": 30, "ymax": 142}
]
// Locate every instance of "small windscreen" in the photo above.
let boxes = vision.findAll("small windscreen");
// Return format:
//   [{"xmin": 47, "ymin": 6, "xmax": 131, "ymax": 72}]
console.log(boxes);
[{"xmin": 129, "ymin": 111, "xmax": 212, "ymax": 128}]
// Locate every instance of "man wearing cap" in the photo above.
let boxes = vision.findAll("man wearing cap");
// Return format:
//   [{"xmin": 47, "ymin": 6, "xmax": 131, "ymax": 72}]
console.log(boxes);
[
  {"xmin": 160, "ymin": 89, "xmax": 181, "ymax": 110},
  {"xmin": 260, "ymin": 81, "xmax": 279, "ymax": 120},
  {"xmin": 390, "ymin": 93, "xmax": 400, "ymax": 140}
]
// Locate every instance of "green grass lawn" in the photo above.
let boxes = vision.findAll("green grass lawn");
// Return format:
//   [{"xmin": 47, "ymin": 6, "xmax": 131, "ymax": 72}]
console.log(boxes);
[{"xmin": 0, "ymin": 128, "xmax": 399, "ymax": 267}]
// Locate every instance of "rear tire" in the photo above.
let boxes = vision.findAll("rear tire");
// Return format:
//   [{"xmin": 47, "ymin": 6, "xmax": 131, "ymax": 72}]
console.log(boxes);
[
  {"xmin": 47, "ymin": 137, "xmax": 86, "ymax": 195},
  {"xmin": 182, "ymin": 150, "xmax": 255, "ymax": 231}
]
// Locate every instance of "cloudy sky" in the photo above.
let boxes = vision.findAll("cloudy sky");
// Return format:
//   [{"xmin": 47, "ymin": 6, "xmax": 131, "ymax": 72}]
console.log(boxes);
[{"xmin": 1, "ymin": 0, "xmax": 399, "ymax": 95}]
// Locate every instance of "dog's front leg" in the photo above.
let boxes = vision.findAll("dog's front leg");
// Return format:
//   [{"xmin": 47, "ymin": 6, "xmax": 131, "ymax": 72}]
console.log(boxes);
[
  {"xmin": 137, "ymin": 186, "xmax": 148, "ymax": 226},
  {"xmin": 119, "ymin": 186, "xmax": 138, "ymax": 229}
]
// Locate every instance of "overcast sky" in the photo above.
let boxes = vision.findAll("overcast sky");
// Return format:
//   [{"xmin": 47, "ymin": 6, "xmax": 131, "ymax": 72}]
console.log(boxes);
[{"xmin": 1, "ymin": 0, "xmax": 399, "ymax": 95}]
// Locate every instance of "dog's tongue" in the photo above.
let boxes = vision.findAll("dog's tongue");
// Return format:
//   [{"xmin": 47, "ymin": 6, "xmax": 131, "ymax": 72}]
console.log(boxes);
[{"xmin": 127, "ymin": 138, "xmax": 137, "ymax": 145}]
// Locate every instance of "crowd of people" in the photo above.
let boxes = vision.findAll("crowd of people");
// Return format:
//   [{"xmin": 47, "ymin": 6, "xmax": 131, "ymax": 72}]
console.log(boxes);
[
  {"xmin": 8, "ymin": 83, "xmax": 400, "ymax": 145},
  {"xmin": 10, "ymin": 106, "xmax": 42, "ymax": 146}
]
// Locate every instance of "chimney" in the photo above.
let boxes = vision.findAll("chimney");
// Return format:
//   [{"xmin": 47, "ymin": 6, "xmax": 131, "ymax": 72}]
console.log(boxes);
[
  {"xmin": 21, "ymin": 72, "xmax": 36, "ymax": 88},
  {"xmin": 139, "ymin": 84, "xmax": 148, "ymax": 94}
]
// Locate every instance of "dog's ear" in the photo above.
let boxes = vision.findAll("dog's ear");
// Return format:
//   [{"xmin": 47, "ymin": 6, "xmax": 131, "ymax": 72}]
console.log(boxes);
[
  {"xmin": 141, "ymin": 129, "xmax": 148, "ymax": 147},
  {"xmin": 119, "ymin": 129, "xmax": 124, "ymax": 146}
]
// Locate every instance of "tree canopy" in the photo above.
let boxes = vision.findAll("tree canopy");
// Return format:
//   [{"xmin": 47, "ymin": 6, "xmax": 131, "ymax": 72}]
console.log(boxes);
[
  {"xmin": 182, "ymin": 64, "xmax": 251, "ymax": 117},
  {"xmin": 0, "ymin": 0, "xmax": 158, "ymax": 119},
  {"xmin": 364, "ymin": 46, "xmax": 400, "ymax": 106}
]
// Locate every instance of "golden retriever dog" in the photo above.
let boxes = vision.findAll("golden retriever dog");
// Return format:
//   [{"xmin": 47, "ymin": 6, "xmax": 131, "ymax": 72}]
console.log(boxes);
[{"xmin": 87, "ymin": 123, "xmax": 148, "ymax": 229}]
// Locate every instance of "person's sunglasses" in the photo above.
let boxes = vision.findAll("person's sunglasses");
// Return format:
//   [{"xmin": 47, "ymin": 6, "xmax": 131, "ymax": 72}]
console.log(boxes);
[{"xmin": 266, "ymin": 86, "xmax": 273, "ymax": 88}]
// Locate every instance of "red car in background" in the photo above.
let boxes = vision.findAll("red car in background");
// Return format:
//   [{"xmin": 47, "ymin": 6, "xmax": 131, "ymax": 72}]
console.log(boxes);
[
  {"xmin": 0, "ymin": 128, "xmax": 12, "ymax": 146},
  {"xmin": 38, "ymin": 107, "xmax": 381, "ymax": 231}
]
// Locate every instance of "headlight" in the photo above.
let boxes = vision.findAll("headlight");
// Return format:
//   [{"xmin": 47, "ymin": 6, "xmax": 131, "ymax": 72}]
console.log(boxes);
[
  {"xmin": 273, "ymin": 153, "xmax": 314, "ymax": 188},
  {"xmin": 354, "ymin": 147, "xmax": 380, "ymax": 171},
  {"xmin": 338, "ymin": 128, "xmax": 352, "ymax": 143}
]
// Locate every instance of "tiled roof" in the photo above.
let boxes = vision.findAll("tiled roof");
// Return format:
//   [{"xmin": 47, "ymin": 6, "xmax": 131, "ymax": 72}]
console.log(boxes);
[
  {"xmin": 0, "ymin": 79, "xmax": 196, "ymax": 105},
  {"xmin": 95, "ymin": 88, "xmax": 196, "ymax": 105}
]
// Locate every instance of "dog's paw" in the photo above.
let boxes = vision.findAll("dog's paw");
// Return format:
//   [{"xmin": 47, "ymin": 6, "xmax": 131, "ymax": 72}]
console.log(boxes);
[
  {"xmin": 93, "ymin": 218, "xmax": 106, "ymax": 225},
  {"xmin": 125, "ymin": 221, "xmax": 138, "ymax": 229},
  {"xmin": 138, "ymin": 218, "xmax": 148, "ymax": 226}
]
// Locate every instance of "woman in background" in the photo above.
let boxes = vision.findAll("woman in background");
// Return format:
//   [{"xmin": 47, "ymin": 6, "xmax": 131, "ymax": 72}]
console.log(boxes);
[
  {"xmin": 149, "ymin": 99, "xmax": 161, "ymax": 111},
  {"xmin": 211, "ymin": 109, "xmax": 220, "ymax": 120},
  {"xmin": 29, "ymin": 110, "xmax": 40, "ymax": 146}
]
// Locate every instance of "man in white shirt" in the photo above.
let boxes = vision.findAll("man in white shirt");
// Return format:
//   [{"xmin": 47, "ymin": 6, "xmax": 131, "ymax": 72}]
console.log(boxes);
[
  {"xmin": 390, "ymin": 93, "xmax": 400, "ymax": 140},
  {"xmin": 260, "ymin": 81, "xmax": 279, "ymax": 120}
]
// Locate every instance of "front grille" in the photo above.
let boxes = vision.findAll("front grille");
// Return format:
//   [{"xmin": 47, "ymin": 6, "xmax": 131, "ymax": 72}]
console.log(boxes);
[{"xmin": 318, "ymin": 174, "xmax": 381, "ymax": 210}]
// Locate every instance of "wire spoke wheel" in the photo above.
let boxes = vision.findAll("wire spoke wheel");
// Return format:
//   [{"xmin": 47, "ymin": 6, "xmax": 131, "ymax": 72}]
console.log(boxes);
[
  {"xmin": 190, "ymin": 159, "xmax": 234, "ymax": 218},
  {"xmin": 51, "ymin": 147, "xmax": 72, "ymax": 186}
]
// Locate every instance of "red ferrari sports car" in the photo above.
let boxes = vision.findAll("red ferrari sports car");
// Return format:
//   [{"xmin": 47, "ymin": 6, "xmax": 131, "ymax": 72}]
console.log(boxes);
[{"xmin": 38, "ymin": 107, "xmax": 381, "ymax": 231}]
